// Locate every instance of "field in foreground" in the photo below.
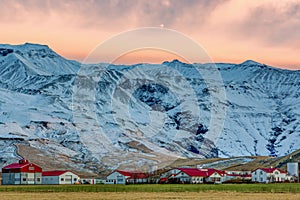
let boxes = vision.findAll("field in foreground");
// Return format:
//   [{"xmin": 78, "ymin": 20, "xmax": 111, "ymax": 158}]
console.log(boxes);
[
  {"xmin": 1, "ymin": 192, "xmax": 300, "ymax": 200},
  {"xmin": 0, "ymin": 183, "xmax": 299, "ymax": 193}
]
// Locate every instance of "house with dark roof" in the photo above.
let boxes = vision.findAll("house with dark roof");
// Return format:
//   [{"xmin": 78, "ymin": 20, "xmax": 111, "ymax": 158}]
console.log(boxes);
[
  {"xmin": 105, "ymin": 170, "xmax": 149, "ymax": 184},
  {"xmin": 2, "ymin": 159, "xmax": 42, "ymax": 185},
  {"xmin": 251, "ymin": 168, "xmax": 286, "ymax": 183},
  {"xmin": 42, "ymin": 170, "xmax": 79, "ymax": 184}
]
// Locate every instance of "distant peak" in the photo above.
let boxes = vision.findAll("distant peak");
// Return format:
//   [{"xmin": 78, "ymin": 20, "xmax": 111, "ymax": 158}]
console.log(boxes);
[
  {"xmin": 162, "ymin": 59, "xmax": 185, "ymax": 65},
  {"xmin": 0, "ymin": 43, "xmax": 52, "ymax": 51},
  {"xmin": 240, "ymin": 60, "xmax": 262, "ymax": 66},
  {"xmin": 23, "ymin": 43, "xmax": 50, "ymax": 48}
]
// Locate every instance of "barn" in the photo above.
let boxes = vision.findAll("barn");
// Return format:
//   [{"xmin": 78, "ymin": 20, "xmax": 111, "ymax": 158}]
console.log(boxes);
[
  {"xmin": 42, "ymin": 170, "xmax": 79, "ymax": 184},
  {"xmin": 2, "ymin": 159, "xmax": 42, "ymax": 185}
]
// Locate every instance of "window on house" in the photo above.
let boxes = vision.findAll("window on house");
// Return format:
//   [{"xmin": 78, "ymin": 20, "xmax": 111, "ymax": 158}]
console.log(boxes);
[
  {"xmin": 37, "ymin": 178, "xmax": 41, "ymax": 182},
  {"xmin": 74, "ymin": 178, "xmax": 77, "ymax": 181},
  {"xmin": 260, "ymin": 171, "xmax": 263, "ymax": 175},
  {"xmin": 23, "ymin": 178, "xmax": 26, "ymax": 181},
  {"xmin": 260, "ymin": 178, "xmax": 263, "ymax": 182},
  {"xmin": 61, "ymin": 178, "xmax": 64, "ymax": 181},
  {"xmin": 29, "ymin": 167, "xmax": 35, "ymax": 170}
]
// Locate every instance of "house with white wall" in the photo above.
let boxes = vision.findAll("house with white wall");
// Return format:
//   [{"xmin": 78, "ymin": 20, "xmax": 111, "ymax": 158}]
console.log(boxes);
[
  {"xmin": 202, "ymin": 168, "xmax": 226, "ymax": 183},
  {"xmin": 160, "ymin": 168, "xmax": 226, "ymax": 184},
  {"xmin": 42, "ymin": 170, "xmax": 79, "ymax": 184},
  {"xmin": 105, "ymin": 170, "xmax": 149, "ymax": 184},
  {"xmin": 173, "ymin": 168, "xmax": 207, "ymax": 183},
  {"xmin": 251, "ymin": 168, "xmax": 286, "ymax": 183}
]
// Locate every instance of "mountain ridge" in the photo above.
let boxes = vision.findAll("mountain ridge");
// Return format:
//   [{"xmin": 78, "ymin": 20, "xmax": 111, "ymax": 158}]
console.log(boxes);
[{"xmin": 0, "ymin": 43, "xmax": 299, "ymax": 173}]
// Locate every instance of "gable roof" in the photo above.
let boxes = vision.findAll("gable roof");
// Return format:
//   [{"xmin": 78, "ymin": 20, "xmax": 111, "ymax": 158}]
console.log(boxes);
[
  {"xmin": 2, "ymin": 159, "xmax": 41, "ymax": 170},
  {"xmin": 3, "ymin": 163, "xmax": 29, "ymax": 169},
  {"xmin": 177, "ymin": 168, "xmax": 207, "ymax": 177},
  {"xmin": 115, "ymin": 170, "xmax": 149, "ymax": 179},
  {"xmin": 254, "ymin": 168, "xmax": 286, "ymax": 174},
  {"xmin": 177, "ymin": 168, "xmax": 225, "ymax": 177},
  {"xmin": 116, "ymin": 170, "xmax": 132, "ymax": 177},
  {"xmin": 42, "ymin": 170, "xmax": 69, "ymax": 176}
]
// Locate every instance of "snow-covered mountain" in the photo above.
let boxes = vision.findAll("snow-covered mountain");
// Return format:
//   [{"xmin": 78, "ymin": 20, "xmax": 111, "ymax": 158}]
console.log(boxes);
[{"xmin": 0, "ymin": 43, "xmax": 299, "ymax": 173}]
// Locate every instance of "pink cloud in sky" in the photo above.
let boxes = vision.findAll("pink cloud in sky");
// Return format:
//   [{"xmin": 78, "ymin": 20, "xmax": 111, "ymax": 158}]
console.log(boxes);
[{"xmin": 0, "ymin": 0, "xmax": 299, "ymax": 69}]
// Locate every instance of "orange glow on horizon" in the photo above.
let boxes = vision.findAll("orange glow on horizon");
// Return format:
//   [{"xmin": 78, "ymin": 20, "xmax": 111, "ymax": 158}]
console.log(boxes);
[
  {"xmin": 108, "ymin": 49, "xmax": 190, "ymax": 65},
  {"xmin": 0, "ymin": 0, "xmax": 299, "ymax": 70}
]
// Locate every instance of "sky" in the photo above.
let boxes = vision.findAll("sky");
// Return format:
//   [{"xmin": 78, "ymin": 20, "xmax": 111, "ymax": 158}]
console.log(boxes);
[{"xmin": 0, "ymin": 0, "xmax": 300, "ymax": 70}]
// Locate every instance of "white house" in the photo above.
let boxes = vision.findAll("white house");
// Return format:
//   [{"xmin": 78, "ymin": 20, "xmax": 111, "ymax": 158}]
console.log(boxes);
[
  {"xmin": 105, "ymin": 170, "xmax": 149, "ymax": 184},
  {"xmin": 160, "ymin": 168, "xmax": 226, "ymax": 184},
  {"xmin": 42, "ymin": 170, "xmax": 79, "ymax": 184},
  {"xmin": 202, "ymin": 168, "xmax": 226, "ymax": 184},
  {"xmin": 173, "ymin": 168, "xmax": 207, "ymax": 184},
  {"xmin": 251, "ymin": 168, "xmax": 286, "ymax": 183}
]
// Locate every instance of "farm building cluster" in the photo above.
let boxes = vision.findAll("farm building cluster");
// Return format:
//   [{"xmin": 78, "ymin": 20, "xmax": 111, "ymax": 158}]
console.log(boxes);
[{"xmin": 1, "ymin": 159, "xmax": 299, "ymax": 185}]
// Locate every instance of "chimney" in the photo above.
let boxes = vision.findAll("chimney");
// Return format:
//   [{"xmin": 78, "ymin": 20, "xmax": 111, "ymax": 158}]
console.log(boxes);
[{"xmin": 19, "ymin": 159, "xmax": 29, "ymax": 164}]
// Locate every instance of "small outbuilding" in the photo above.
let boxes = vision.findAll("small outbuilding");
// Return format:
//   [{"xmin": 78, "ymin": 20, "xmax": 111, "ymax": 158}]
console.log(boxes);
[
  {"xmin": 42, "ymin": 170, "xmax": 79, "ymax": 184},
  {"xmin": 2, "ymin": 159, "xmax": 42, "ymax": 185}
]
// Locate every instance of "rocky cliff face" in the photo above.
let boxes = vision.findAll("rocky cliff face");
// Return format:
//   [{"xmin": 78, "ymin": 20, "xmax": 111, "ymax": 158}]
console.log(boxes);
[{"xmin": 0, "ymin": 43, "xmax": 299, "ymax": 172}]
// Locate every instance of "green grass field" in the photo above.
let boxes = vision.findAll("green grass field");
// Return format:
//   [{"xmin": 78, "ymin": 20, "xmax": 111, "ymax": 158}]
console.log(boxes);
[{"xmin": 0, "ymin": 183, "xmax": 299, "ymax": 193}]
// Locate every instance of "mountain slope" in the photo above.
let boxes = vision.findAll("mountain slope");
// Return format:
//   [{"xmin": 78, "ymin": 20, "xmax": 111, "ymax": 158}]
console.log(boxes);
[{"xmin": 0, "ymin": 43, "xmax": 299, "ymax": 173}]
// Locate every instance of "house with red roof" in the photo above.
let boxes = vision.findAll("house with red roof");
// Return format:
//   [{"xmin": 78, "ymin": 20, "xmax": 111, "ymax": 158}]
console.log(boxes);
[
  {"xmin": 162, "ymin": 168, "xmax": 227, "ymax": 184},
  {"xmin": 42, "ymin": 170, "xmax": 79, "ymax": 184},
  {"xmin": 2, "ymin": 159, "xmax": 42, "ymax": 185},
  {"xmin": 200, "ymin": 168, "xmax": 226, "ymax": 183},
  {"xmin": 174, "ymin": 168, "xmax": 208, "ymax": 183},
  {"xmin": 251, "ymin": 168, "xmax": 286, "ymax": 183},
  {"xmin": 105, "ymin": 170, "xmax": 149, "ymax": 184}
]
